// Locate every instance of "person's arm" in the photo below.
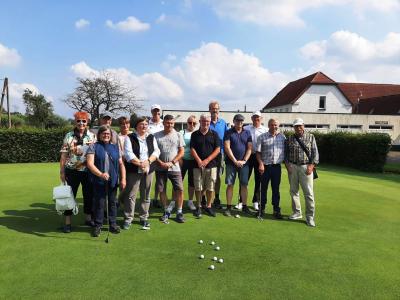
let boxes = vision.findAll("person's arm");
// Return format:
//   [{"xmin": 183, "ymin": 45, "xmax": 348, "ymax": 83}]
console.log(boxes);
[
  {"xmin": 172, "ymin": 146, "xmax": 184, "ymax": 165},
  {"xmin": 191, "ymin": 147, "xmax": 204, "ymax": 168},
  {"xmin": 59, "ymin": 152, "xmax": 67, "ymax": 183},
  {"xmin": 118, "ymin": 157, "xmax": 126, "ymax": 190},
  {"xmin": 256, "ymin": 152, "xmax": 264, "ymax": 175},
  {"xmin": 124, "ymin": 136, "xmax": 140, "ymax": 166},
  {"xmin": 224, "ymin": 139, "xmax": 237, "ymax": 166},
  {"xmin": 306, "ymin": 135, "xmax": 319, "ymax": 175},
  {"xmin": 86, "ymin": 153, "xmax": 110, "ymax": 181},
  {"xmin": 204, "ymin": 146, "xmax": 220, "ymax": 167}
]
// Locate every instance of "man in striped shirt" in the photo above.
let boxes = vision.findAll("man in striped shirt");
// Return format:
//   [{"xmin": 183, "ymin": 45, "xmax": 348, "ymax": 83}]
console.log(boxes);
[{"xmin": 256, "ymin": 118, "xmax": 286, "ymax": 219}]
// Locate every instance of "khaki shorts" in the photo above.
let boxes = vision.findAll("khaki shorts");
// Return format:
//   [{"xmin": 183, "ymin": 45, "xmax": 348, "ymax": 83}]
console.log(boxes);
[{"xmin": 193, "ymin": 167, "xmax": 217, "ymax": 192}]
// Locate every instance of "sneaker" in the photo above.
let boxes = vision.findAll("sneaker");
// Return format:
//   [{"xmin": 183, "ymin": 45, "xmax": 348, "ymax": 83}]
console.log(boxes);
[
  {"xmin": 92, "ymin": 226, "xmax": 101, "ymax": 237},
  {"xmin": 110, "ymin": 225, "xmax": 121, "ymax": 234},
  {"xmin": 175, "ymin": 212, "xmax": 185, "ymax": 223},
  {"xmin": 193, "ymin": 207, "xmax": 202, "ymax": 218},
  {"xmin": 85, "ymin": 220, "xmax": 95, "ymax": 227},
  {"xmin": 159, "ymin": 211, "xmax": 171, "ymax": 222},
  {"xmin": 167, "ymin": 201, "xmax": 176, "ymax": 212},
  {"xmin": 201, "ymin": 196, "xmax": 207, "ymax": 209},
  {"xmin": 289, "ymin": 212, "xmax": 303, "ymax": 220},
  {"xmin": 122, "ymin": 222, "xmax": 131, "ymax": 230},
  {"xmin": 140, "ymin": 220, "xmax": 151, "ymax": 230},
  {"xmin": 273, "ymin": 211, "xmax": 283, "ymax": 220},
  {"xmin": 223, "ymin": 209, "xmax": 232, "ymax": 217},
  {"xmin": 204, "ymin": 207, "xmax": 216, "ymax": 217},
  {"xmin": 213, "ymin": 198, "xmax": 223, "ymax": 210},
  {"xmin": 63, "ymin": 224, "xmax": 71, "ymax": 233},
  {"xmin": 187, "ymin": 200, "xmax": 196, "ymax": 211},
  {"xmin": 306, "ymin": 217, "xmax": 316, "ymax": 227},
  {"xmin": 242, "ymin": 206, "xmax": 252, "ymax": 215},
  {"xmin": 234, "ymin": 202, "xmax": 243, "ymax": 210},
  {"xmin": 253, "ymin": 202, "xmax": 259, "ymax": 211}
]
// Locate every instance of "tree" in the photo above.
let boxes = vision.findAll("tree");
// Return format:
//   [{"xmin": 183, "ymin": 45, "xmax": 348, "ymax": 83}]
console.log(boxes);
[
  {"xmin": 23, "ymin": 89, "xmax": 53, "ymax": 129},
  {"xmin": 64, "ymin": 72, "xmax": 142, "ymax": 125}
]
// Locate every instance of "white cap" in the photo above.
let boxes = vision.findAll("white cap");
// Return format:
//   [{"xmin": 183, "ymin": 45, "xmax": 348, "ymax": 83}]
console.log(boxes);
[
  {"xmin": 293, "ymin": 118, "xmax": 304, "ymax": 126},
  {"xmin": 252, "ymin": 110, "xmax": 262, "ymax": 117},
  {"xmin": 151, "ymin": 104, "xmax": 161, "ymax": 111}
]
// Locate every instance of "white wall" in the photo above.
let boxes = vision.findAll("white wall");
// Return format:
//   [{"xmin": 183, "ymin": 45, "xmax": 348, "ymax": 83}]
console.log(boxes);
[{"xmin": 293, "ymin": 85, "xmax": 352, "ymax": 113}]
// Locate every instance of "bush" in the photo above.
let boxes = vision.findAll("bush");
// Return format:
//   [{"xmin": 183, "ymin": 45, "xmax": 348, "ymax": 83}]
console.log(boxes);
[{"xmin": 0, "ymin": 127, "xmax": 71, "ymax": 163}]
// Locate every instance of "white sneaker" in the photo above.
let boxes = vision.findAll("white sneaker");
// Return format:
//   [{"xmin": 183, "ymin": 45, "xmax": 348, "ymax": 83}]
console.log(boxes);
[
  {"xmin": 167, "ymin": 201, "xmax": 175, "ymax": 213},
  {"xmin": 289, "ymin": 212, "xmax": 303, "ymax": 220},
  {"xmin": 234, "ymin": 202, "xmax": 243, "ymax": 210},
  {"xmin": 187, "ymin": 200, "xmax": 196, "ymax": 211},
  {"xmin": 306, "ymin": 217, "xmax": 316, "ymax": 227},
  {"xmin": 253, "ymin": 202, "xmax": 259, "ymax": 211}
]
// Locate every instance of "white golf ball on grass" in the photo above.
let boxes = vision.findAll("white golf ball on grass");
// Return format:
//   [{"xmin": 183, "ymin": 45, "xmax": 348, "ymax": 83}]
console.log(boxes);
[
  {"xmin": 212, "ymin": 256, "xmax": 218, "ymax": 261},
  {"xmin": 215, "ymin": 246, "xmax": 220, "ymax": 251},
  {"xmin": 209, "ymin": 265, "xmax": 215, "ymax": 270},
  {"xmin": 199, "ymin": 254, "xmax": 205, "ymax": 259},
  {"xmin": 199, "ymin": 240, "xmax": 203, "ymax": 244},
  {"xmin": 218, "ymin": 258, "xmax": 224, "ymax": 263},
  {"xmin": 210, "ymin": 241, "xmax": 215, "ymax": 245}
]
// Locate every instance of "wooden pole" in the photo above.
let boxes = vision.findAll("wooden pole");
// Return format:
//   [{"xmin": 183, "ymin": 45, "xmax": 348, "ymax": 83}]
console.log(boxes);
[
  {"xmin": 0, "ymin": 78, "xmax": 6, "ymax": 127},
  {"xmin": 6, "ymin": 78, "xmax": 11, "ymax": 128}
]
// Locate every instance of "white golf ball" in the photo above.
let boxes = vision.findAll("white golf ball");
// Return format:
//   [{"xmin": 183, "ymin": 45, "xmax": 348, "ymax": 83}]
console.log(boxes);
[
  {"xmin": 213, "ymin": 256, "xmax": 218, "ymax": 261},
  {"xmin": 199, "ymin": 254, "xmax": 204, "ymax": 259},
  {"xmin": 210, "ymin": 241, "xmax": 215, "ymax": 245},
  {"xmin": 218, "ymin": 258, "xmax": 224, "ymax": 263},
  {"xmin": 209, "ymin": 265, "xmax": 215, "ymax": 270},
  {"xmin": 199, "ymin": 240, "xmax": 203, "ymax": 244},
  {"xmin": 235, "ymin": 214, "xmax": 240, "ymax": 218},
  {"xmin": 215, "ymin": 246, "xmax": 220, "ymax": 251}
]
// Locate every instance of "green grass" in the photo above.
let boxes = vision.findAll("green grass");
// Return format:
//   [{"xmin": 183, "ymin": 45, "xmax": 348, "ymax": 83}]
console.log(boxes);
[
  {"xmin": 384, "ymin": 162, "xmax": 400, "ymax": 174},
  {"xmin": 0, "ymin": 163, "xmax": 399, "ymax": 299}
]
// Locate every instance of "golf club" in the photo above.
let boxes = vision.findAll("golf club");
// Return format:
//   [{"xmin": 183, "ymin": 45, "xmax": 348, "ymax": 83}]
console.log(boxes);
[
  {"xmin": 257, "ymin": 171, "xmax": 263, "ymax": 221},
  {"xmin": 104, "ymin": 181, "xmax": 110, "ymax": 243}
]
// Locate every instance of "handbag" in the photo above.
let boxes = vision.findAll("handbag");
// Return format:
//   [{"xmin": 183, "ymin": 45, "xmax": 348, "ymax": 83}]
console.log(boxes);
[
  {"xmin": 294, "ymin": 135, "xmax": 318, "ymax": 180},
  {"xmin": 52, "ymin": 183, "xmax": 79, "ymax": 215}
]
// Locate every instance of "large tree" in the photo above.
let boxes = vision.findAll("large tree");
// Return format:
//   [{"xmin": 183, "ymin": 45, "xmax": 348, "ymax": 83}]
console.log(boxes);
[
  {"xmin": 23, "ymin": 89, "xmax": 54, "ymax": 128},
  {"xmin": 64, "ymin": 72, "xmax": 142, "ymax": 125}
]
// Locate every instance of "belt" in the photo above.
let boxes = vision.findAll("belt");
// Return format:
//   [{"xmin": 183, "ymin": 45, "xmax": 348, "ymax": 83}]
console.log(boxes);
[
  {"xmin": 289, "ymin": 161, "xmax": 307, "ymax": 165},
  {"xmin": 264, "ymin": 163, "xmax": 281, "ymax": 167}
]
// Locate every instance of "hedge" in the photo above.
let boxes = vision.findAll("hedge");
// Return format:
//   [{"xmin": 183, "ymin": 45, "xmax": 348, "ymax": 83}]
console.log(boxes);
[{"xmin": 0, "ymin": 128, "xmax": 392, "ymax": 172}]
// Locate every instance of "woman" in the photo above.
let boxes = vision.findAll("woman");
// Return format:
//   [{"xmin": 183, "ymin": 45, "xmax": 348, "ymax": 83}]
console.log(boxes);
[
  {"xmin": 179, "ymin": 115, "xmax": 197, "ymax": 210},
  {"xmin": 60, "ymin": 111, "xmax": 96, "ymax": 233},
  {"xmin": 86, "ymin": 125, "xmax": 126, "ymax": 237},
  {"xmin": 121, "ymin": 116, "xmax": 160, "ymax": 230}
]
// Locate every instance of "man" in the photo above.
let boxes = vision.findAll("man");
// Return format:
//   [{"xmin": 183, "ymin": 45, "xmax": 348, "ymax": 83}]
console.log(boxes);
[
  {"xmin": 154, "ymin": 115, "xmax": 186, "ymax": 223},
  {"xmin": 190, "ymin": 113, "xmax": 221, "ymax": 218},
  {"xmin": 256, "ymin": 118, "xmax": 285, "ymax": 219},
  {"xmin": 148, "ymin": 104, "xmax": 164, "ymax": 208},
  {"xmin": 243, "ymin": 111, "xmax": 268, "ymax": 211},
  {"xmin": 285, "ymin": 118, "xmax": 319, "ymax": 227},
  {"xmin": 209, "ymin": 100, "xmax": 229, "ymax": 209},
  {"xmin": 223, "ymin": 114, "xmax": 253, "ymax": 217},
  {"xmin": 91, "ymin": 111, "xmax": 118, "ymax": 144}
]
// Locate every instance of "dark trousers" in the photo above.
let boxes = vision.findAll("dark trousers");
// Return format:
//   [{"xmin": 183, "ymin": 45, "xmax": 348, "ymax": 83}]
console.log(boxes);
[
  {"xmin": 260, "ymin": 164, "xmax": 281, "ymax": 212},
  {"xmin": 93, "ymin": 184, "xmax": 117, "ymax": 227},
  {"xmin": 64, "ymin": 168, "xmax": 93, "ymax": 216},
  {"xmin": 239, "ymin": 153, "xmax": 261, "ymax": 203}
]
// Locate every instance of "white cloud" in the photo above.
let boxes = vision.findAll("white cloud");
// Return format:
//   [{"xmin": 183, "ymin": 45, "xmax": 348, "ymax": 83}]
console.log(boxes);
[
  {"xmin": 8, "ymin": 83, "xmax": 41, "ymax": 113},
  {"xmin": 207, "ymin": 0, "xmax": 400, "ymax": 27},
  {"xmin": 156, "ymin": 14, "xmax": 166, "ymax": 24},
  {"xmin": 75, "ymin": 18, "xmax": 90, "ymax": 29},
  {"xmin": 0, "ymin": 43, "xmax": 21, "ymax": 67},
  {"xmin": 299, "ymin": 30, "xmax": 400, "ymax": 83},
  {"xmin": 105, "ymin": 16, "xmax": 150, "ymax": 32},
  {"xmin": 70, "ymin": 62, "xmax": 183, "ymax": 111}
]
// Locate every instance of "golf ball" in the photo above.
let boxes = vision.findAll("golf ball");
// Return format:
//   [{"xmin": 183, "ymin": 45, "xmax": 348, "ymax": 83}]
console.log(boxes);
[
  {"xmin": 213, "ymin": 256, "xmax": 218, "ymax": 261},
  {"xmin": 215, "ymin": 246, "xmax": 220, "ymax": 251},
  {"xmin": 235, "ymin": 214, "xmax": 240, "ymax": 218},
  {"xmin": 210, "ymin": 241, "xmax": 215, "ymax": 245},
  {"xmin": 199, "ymin": 240, "xmax": 203, "ymax": 244},
  {"xmin": 218, "ymin": 258, "xmax": 224, "ymax": 263},
  {"xmin": 199, "ymin": 254, "xmax": 205, "ymax": 259},
  {"xmin": 209, "ymin": 265, "xmax": 215, "ymax": 270}
]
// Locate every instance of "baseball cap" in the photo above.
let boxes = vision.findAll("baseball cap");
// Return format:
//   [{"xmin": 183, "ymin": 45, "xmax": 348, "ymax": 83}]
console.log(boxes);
[
  {"xmin": 233, "ymin": 114, "xmax": 245, "ymax": 122},
  {"xmin": 252, "ymin": 110, "xmax": 262, "ymax": 117},
  {"xmin": 293, "ymin": 118, "xmax": 304, "ymax": 126},
  {"xmin": 101, "ymin": 111, "xmax": 113, "ymax": 119},
  {"xmin": 151, "ymin": 104, "xmax": 161, "ymax": 111}
]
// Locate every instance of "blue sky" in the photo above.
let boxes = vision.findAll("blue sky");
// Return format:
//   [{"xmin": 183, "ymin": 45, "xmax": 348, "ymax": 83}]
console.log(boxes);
[{"xmin": 1, "ymin": 0, "xmax": 400, "ymax": 117}]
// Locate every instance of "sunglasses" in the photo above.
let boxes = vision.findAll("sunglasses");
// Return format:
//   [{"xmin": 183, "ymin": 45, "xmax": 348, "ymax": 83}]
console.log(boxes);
[
  {"xmin": 76, "ymin": 119, "xmax": 87, "ymax": 124},
  {"xmin": 187, "ymin": 122, "xmax": 197, "ymax": 125}
]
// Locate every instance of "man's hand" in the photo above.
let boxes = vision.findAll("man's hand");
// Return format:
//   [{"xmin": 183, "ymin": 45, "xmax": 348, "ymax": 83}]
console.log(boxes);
[
  {"xmin": 258, "ymin": 163, "xmax": 265, "ymax": 175},
  {"xmin": 119, "ymin": 178, "xmax": 126, "ymax": 190},
  {"xmin": 306, "ymin": 164, "xmax": 314, "ymax": 175},
  {"xmin": 285, "ymin": 163, "xmax": 292, "ymax": 175}
]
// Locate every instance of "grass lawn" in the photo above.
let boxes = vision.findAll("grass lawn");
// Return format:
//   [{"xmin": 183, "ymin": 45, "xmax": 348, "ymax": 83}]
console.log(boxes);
[{"xmin": 0, "ymin": 163, "xmax": 399, "ymax": 299}]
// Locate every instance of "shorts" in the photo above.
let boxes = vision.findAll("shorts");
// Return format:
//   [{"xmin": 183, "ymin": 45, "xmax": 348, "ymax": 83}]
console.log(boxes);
[
  {"xmin": 193, "ymin": 167, "xmax": 217, "ymax": 192},
  {"xmin": 225, "ymin": 163, "xmax": 250, "ymax": 186},
  {"xmin": 155, "ymin": 171, "xmax": 184, "ymax": 192},
  {"xmin": 181, "ymin": 159, "xmax": 195, "ymax": 187}
]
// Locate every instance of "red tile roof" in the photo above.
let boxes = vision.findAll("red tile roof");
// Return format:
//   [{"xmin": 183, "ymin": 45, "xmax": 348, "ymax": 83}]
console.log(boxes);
[{"xmin": 357, "ymin": 94, "xmax": 400, "ymax": 115}]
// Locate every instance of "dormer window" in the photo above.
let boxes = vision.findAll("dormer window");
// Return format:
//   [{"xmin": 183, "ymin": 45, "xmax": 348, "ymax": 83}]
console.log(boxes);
[{"xmin": 319, "ymin": 96, "xmax": 326, "ymax": 110}]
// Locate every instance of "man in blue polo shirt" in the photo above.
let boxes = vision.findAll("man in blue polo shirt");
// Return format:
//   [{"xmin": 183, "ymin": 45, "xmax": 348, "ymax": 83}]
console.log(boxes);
[
  {"xmin": 223, "ymin": 114, "xmax": 253, "ymax": 217},
  {"xmin": 208, "ymin": 100, "xmax": 229, "ymax": 209}
]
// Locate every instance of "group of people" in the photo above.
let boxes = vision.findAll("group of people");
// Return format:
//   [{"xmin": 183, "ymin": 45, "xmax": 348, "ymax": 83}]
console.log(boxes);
[{"xmin": 59, "ymin": 100, "xmax": 319, "ymax": 237}]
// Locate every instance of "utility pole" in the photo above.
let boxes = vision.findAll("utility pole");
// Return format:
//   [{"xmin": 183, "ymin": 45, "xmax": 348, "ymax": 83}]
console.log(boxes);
[{"xmin": 0, "ymin": 77, "xmax": 11, "ymax": 128}]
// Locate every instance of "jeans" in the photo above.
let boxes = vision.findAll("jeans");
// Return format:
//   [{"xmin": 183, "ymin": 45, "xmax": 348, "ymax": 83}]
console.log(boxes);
[
  {"xmin": 93, "ymin": 184, "xmax": 117, "ymax": 227},
  {"xmin": 260, "ymin": 164, "xmax": 281, "ymax": 212}
]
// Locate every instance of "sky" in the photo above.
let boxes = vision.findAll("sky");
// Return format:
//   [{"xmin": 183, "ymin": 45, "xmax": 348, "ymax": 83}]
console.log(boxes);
[{"xmin": 1, "ymin": 0, "xmax": 400, "ymax": 117}]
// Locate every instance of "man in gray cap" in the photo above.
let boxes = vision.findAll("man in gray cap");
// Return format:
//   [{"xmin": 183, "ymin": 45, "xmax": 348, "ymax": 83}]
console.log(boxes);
[
  {"xmin": 223, "ymin": 114, "xmax": 253, "ymax": 217},
  {"xmin": 91, "ymin": 111, "xmax": 118, "ymax": 144},
  {"xmin": 284, "ymin": 118, "xmax": 319, "ymax": 227}
]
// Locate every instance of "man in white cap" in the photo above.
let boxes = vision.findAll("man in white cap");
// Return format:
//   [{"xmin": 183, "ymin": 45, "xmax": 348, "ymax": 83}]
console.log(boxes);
[
  {"xmin": 284, "ymin": 118, "xmax": 319, "ymax": 227},
  {"xmin": 148, "ymin": 104, "xmax": 164, "ymax": 208},
  {"xmin": 241, "ymin": 111, "xmax": 268, "ymax": 210}
]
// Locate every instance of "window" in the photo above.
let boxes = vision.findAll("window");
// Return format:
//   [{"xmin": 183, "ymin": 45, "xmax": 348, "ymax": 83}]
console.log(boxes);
[
  {"xmin": 305, "ymin": 124, "xmax": 330, "ymax": 129},
  {"xmin": 319, "ymin": 96, "xmax": 326, "ymax": 110},
  {"xmin": 369, "ymin": 125, "xmax": 393, "ymax": 130},
  {"xmin": 337, "ymin": 125, "xmax": 362, "ymax": 129}
]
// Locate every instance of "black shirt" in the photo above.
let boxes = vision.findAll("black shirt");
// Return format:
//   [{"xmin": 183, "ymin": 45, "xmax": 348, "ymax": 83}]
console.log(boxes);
[{"xmin": 190, "ymin": 129, "xmax": 220, "ymax": 168}]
